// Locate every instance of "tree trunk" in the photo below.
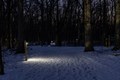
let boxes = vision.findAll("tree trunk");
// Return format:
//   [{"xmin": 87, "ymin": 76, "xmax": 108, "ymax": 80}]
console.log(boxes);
[
  {"xmin": 56, "ymin": 0, "xmax": 61, "ymax": 46},
  {"xmin": 0, "ymin": 40, "xmax": 4, "ymax": 75},
  {"xmin": 16, "ymin": 0, "xmax": 25, "ymax": 53},
  {"xmin": 112, "ymin": 0, "xmax": 120, "ymax": 50},
  {"xmin": 103, "ymin": 0, "xmax": 107, "ymax": 47},
  {"xmin": 7, "ymin": 0, "xmax": 12, "ymax": 49},
  {"xmin": 0, "ymin": 0, "xmax": 4, "ymax": 75},
  {"xmin": 83, "ymin": 0, "xmax": 94, "ymax": 51}
]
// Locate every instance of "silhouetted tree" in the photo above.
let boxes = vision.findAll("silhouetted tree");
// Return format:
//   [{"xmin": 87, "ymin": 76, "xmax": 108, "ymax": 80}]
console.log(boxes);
[
  {"xmin": 112, "ymin": 0, "xmax": 120, "ymax": 50},
  {"xmin": 16, "ymin": 0, "xmax": 25, "ymax": 53},
  {"xmin": 0, "ymin": 40, "xmax": 4, "ymax": 75},
  {"xmin": 83, "ymin": 0, "xmax": 94, "ymax": 51},
  {"xmin": 0, "ymin": 0, "xmax": 4, "ymax": 74}
]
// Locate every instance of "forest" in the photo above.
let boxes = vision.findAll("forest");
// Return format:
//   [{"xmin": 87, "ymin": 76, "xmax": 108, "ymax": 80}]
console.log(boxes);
[
  {"xmin": 0, "ymin": 0, "xmax": 120, "ymax": 75},
  {"xmin": 0, "ymin": 0, "xmax": 118, "ymax": 48}
]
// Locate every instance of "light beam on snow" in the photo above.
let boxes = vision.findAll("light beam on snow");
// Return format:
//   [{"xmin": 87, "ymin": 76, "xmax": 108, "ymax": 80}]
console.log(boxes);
[{"xmin": 27, "ymin": 57, "xmax": 61, "ymax": 63}]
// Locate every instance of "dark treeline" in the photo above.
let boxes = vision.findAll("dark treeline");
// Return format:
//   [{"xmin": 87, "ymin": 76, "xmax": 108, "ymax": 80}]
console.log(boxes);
[{"xmin": 0, "ymin": 0, "xmax": 116, "ymax": 48}]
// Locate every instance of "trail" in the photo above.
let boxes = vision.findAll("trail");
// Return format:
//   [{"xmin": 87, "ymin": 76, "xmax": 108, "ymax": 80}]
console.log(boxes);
[{"xmin": 1, "ymin": 46, "xmax": 120, "ymax": 80}]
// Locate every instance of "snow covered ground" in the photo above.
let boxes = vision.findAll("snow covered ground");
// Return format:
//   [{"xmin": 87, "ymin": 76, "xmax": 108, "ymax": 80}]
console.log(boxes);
[{"xmin": 1, "ymin": 46, "xmax": 120, "ymax": 80}]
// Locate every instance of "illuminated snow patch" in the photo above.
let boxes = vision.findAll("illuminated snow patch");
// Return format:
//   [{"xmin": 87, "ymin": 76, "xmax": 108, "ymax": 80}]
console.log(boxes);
[{"xmin": 27, "ymin": 57, "xmax": 61, "ymax": 63}]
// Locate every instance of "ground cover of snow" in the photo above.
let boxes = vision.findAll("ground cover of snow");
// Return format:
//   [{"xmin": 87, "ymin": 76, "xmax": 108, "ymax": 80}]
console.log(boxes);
[{"xmin": 0, "ymin": 46, "xmax": 120, "ymax": 80}]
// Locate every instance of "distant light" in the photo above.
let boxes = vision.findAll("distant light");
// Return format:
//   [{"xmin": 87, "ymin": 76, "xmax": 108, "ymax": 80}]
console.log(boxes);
[{"xmin": 26, "ymin": 42, "xmax": 29, "ymax": 46}]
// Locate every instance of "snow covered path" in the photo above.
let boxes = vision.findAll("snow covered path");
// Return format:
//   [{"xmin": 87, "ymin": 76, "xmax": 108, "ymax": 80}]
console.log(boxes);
[{"xmin": 1, "ymin": 46, "xmax": 120, "ymax": 80}]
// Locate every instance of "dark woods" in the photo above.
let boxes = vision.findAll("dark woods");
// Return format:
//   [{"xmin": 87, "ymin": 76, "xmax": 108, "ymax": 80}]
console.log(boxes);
[{"xmin": 0, "ymin": 0, "xmax": 119, "ymax": 51}]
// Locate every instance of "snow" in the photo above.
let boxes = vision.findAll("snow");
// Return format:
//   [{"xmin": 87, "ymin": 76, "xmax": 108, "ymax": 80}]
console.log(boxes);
[{"xmin": 1, "ymin": 46, "xmax": 120, "ymax": 80}]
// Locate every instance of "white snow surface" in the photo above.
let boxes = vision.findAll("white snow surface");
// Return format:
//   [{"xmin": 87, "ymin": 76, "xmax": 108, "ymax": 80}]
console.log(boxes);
[{"xmin": 1, "ymin": 46, "xmax": 120, "ymax": 80}]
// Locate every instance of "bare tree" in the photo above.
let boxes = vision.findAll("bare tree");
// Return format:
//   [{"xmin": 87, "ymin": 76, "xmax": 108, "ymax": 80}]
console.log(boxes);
[
  {"xmin": 112, "ymin": 0, "xmax": 120, "ymax": 50},
  {"xmin": 16, "ymin": 0, "xmax": 25, "ymax": 53},
  {"xmin": 83, "ymin": 0, "xmax": 94, "ymax": 51},
  {"xmin": 0, "ymin": 40, "xmax": 4, "ymax": 75},
  {"xmin": 0, "ymin": 0, "xmax": 4, "ymax": 74},
  {"xmin": 55, "ymin": 0, "xmax": 61, "ymax": 46}
]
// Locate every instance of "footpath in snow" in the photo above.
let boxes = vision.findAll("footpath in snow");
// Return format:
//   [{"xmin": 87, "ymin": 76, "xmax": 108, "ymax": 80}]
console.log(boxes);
[{"xmin": 0, "ymin": 46, "xmax": 120, "ymax": 80}]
